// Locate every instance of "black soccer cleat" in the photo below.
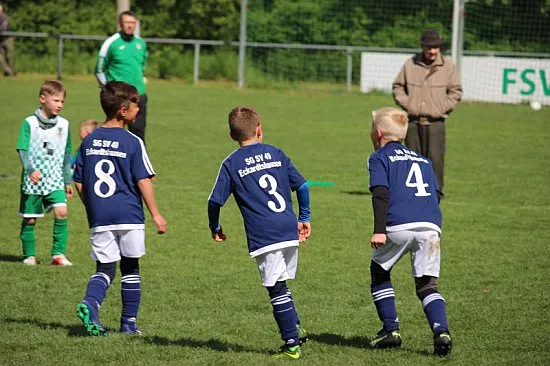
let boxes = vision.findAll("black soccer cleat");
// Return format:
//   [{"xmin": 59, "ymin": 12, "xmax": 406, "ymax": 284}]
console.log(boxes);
[
  {"xmin": 434, "ymin": 332, "xmax": 452, "ymax": 357},
  {"xmin": 370, "ymin": 329, "xmax": 402, "ymax": 349}
]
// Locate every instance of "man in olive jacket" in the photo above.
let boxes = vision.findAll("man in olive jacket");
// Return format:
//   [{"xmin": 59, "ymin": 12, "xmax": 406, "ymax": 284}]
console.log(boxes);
[{"xmin": 392, "ymin": 30, "xmax": 462, "ymax": 197}]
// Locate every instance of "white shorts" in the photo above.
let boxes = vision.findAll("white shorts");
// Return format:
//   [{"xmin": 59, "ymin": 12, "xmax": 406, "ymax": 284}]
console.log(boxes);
[
  {"xmin": 256, "ymin": 247, "xmax": 298, "ymax": 287},
  {"xmin": 372, "ymin": 229, "xmax": 440, "ymax": 278},
  {"xmin": 90, "ymin": 229, "xmax": 145, "ymax": 263}
]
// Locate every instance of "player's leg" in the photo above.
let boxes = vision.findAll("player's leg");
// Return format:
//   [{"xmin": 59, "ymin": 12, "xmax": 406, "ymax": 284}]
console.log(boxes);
[
  {"xmin": 46, "ymin": 190, "xmax": 71, "ymax": 265},
  {"xmin": 281, "ymin": 247, "xmax": 308, "ymax": 344},
  {"xmin": 411, "ymin": 230, "xmax": 451, "ymax": 356},
  {"xmin": 370, "ymin": 231, "xmax": 412, "ymax": 348},
  {"xmin": 19, "ymin": 193, "xmax": 44, "ymax": 265},
  {"xmin": 257, "ymin": 249, "xmax": 301, "ymax": 359},
  {"xmin": 77, "ymin": 260, "xmax": 115, "ymax": 336},
  {"xmin": 119, "ymin": 229, "xmax": 146, "ymax": 334},
  {"xmin": 128, "ymin": 94, "xmax": 147, "ymax": 143}
]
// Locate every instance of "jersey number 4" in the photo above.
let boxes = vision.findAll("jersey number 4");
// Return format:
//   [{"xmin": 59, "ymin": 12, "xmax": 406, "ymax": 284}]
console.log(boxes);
[
  {"xmin": 406, "ymin": 162, "xmax": 431, "ymax": 197},
  {"xmin": 258, "ymin": 174, "xmax": 286, "ymax": 212},
  {"xmin": 94, "ymin": 159, "xmax": 116, "ymax": 198}
]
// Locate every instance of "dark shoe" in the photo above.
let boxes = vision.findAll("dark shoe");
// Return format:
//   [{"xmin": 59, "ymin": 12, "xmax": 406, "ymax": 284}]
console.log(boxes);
[
  {"xmin": 120, "ymin": 317, "xmax": 142, "ymax": 335},
  {"xmin": 434, "ymin": 332, "xmax": 452, "ymax": 356},
  {"xmin": 297, "ymin": 324, "xmax": 308, "ymax": 345},
  {"xmin": 370, "ymin": 329, "xmax": 402, "ymax": 349},
  {"xmin": 273, "ymin": 344, "xmax": 301, "ymax": 360}
]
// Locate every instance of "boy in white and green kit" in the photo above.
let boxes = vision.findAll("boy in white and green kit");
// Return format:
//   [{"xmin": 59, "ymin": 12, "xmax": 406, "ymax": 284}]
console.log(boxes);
[{"xmin": 16, "ymin": 80, "xmax": 74, "ymax": 266}]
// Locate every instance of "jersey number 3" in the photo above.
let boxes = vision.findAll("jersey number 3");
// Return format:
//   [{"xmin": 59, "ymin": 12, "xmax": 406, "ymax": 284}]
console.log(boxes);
[
  {"xmin": 259, "ymin": 174, "xmax": 286, "ymax": 212},
  {"xmin": 406, "ymin": 163, "xmax": 431, "ymax": 197},
  {"xmin": 94, "ymin": 159, "xmax": 116, "ymax": 198}
]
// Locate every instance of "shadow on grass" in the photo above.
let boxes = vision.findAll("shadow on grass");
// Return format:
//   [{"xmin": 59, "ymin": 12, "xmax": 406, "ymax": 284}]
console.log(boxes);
[
  {"xmin": 1, "ymin": 316, "xmax": 87, "ymax": 337},
  {"xmin": 141, "ymin": 335, "xmax": 271, "ymax": 354},
  {"xmin": 341, "ymin": 190, "xmax": 371, "ymax": 196},
  {"xmin": 0, "ymin": 254, "xmax": 23, "ymax": 263},
  {"xmin": 310, "ymin": 333, "xmax": 433, "ymax": 357}
]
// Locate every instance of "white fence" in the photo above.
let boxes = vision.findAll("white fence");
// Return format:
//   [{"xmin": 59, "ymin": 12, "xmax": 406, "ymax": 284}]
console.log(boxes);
[{"xmin": 360, "ymin": 52, "xmax": 550, "ymax": 105}]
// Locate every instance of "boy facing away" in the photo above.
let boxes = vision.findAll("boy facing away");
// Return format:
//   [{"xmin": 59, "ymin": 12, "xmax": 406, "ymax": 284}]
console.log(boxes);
[
  {"xmin": 70, "ymin": 119, "xmax": 99, "ymax": 176},
  {"xmin": 16, "ymin": 80, "xmax": 73, "ymax": 266},
  {"xmin": 73, "ymin": 81, "xmax": 167, "ymax": 336},
  {"xmin": 367, "ymin": 107, "xmax": 452, "ymax": 356},
  {"xmin": 208, "ymin": 106, "xmax": 311, "ymax": 359}
]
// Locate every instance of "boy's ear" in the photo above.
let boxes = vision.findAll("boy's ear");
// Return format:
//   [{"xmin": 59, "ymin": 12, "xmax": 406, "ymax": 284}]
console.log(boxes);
[
  {"xmin": 376, "ymin": 128, "xmax": 383, "ymax": 139},
  {"xmin": 39, "ymin": 94, "xmax": 46, "ymax": 104},
  {"xmin": 229, "ymin": 130, "xmax": 238, "ymax": 141},
  {"xmin": 256, "ymin": 124, "xmax": 263, "ymax": 141}
]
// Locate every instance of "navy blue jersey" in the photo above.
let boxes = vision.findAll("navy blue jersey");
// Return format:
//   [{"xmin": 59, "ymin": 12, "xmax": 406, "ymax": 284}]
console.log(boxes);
[
  {"xmin": 209, "ymin": 143, "xmax": 306, "ymax": 257},
  {"xmin": 73, "ymin": 127, "xmax": 155, "ymax": 232},
  {"xmin": 368, "ymin": 141, "xmax": 442, "ymax": 232}
]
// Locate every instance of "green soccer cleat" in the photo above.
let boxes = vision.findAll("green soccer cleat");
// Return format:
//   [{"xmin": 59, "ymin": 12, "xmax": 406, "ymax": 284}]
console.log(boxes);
[
  {"xmin": 370, "ymin": 329, "xmax": 402, "ymax": 349},
  {"xmin": 273, "ymin": 345, "xmax": 301, "ymax": 360},
  {"xmin": 297, "ymin": 324, "xmax": 309, "ymax": 345},
  {"xmin": 434, "ymin": 332, "xmax": 452, "ymax": 357},
  {"xmin": 76, "ymin": 301, "xmax": 108, "ymax": 337}
]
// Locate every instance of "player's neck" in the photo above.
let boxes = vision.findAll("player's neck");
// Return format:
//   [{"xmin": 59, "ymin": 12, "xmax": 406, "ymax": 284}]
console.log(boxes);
[
  {"xmin": 239, "ymin": 138, "xmax": 261, "ymax": 147},
  {"xmin": 102, "ymin": 118, "xmax": 125, "ymax": 128},
  {"xmin": 379, "ymin": 138, "xmax": 401, "ymax": 148}
]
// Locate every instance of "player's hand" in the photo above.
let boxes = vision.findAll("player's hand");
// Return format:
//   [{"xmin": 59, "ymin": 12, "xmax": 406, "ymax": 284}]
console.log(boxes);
[
  {"xmin": 30, "ymin": 170, "xmax": 42, "ymax": 184},
  {"xmin": 152, "ymin": 214, "xmax": 167, "ymax": 234},
  {"xmin": 212, "ymin": 226, "xmax": 227, "ymax": 242},
  {"xmin": 298, "ymin": 222, "xmax": 311, "ymax": 243},
  {"xmin": 65, "ymin": 185, "xmax": 74, "ymax": 198},
  {"xmin": 370, "ymin": 233, "xmax": 387, "ymax": 249}
]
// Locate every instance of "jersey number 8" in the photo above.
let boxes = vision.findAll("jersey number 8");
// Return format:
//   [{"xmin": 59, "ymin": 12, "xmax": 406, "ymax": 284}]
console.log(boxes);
[{"xmin": 94, "ymin": 159, "xmax": 116, "ymax": 198}]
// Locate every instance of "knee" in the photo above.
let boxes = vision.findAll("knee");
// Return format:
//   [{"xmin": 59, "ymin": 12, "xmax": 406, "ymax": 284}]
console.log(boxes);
[
  {"xmin": 23, "ymin": 218, "xmax": 36, "ymax": 225},
  {"xmin": 370, "ymin": 260, "xmax": 391, "ymax": 286},
  {"xmin": 266, "ymin": 281, "xmax": 287, "ymax": 298},
  {"xmin": 96, "ymin": 261, "xmax": 116, "ymax": 283},
  {"xmin": 54, "ymin": 206, "xmax": 68, "ymax": 219},
  {"xmin": 120, "ymin": 256, "xmax": 140, "ymax": 276},
  {"xmin": 415, "ymin": 276, "xmax": 438, "ymax": 300}
]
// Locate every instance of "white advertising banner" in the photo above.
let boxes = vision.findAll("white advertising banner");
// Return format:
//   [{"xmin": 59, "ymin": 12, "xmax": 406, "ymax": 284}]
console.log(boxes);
[{"xmin": 360, "ymin": 52, "xmax": 550, "ymax": 105}]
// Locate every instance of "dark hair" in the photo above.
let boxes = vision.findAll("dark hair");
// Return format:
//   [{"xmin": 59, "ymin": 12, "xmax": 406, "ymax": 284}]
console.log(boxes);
[
  {"xmin": 118, "ymin": 10, "xmax": 137, "ymax": 24},
  {"xmin": 228, "ymin": 106, "xmax": 260, "ymax": 142},
  {"xmin": 100, "ymin": 81, "xmax": 139, "ymax": 119}
]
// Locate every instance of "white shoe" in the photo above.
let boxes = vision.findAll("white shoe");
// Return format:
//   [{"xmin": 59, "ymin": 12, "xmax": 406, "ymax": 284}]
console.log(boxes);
[
  {"xmin": 51, "ymin": 254, "xmax": 73, "ymax": 266},
  {"xmin": 23, "ymin": 256, "xmax": 38, "ymax": 266}
]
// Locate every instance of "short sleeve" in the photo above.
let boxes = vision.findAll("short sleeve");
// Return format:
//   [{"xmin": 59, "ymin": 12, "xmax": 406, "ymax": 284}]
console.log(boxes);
[
  {"xmin": 131, "ymin": 138, "xmax": 155, "ymax": 181},
  {"xmin": 208, "ymin": 162, "xmax": 233, "ymax": 206},
  {"xmin": 16, "ymin": 120, "xmax": 31, "ymax": 151},
  {"xmin": 368, "ymin": 153, "xmax": 388, "ymax": 190}
]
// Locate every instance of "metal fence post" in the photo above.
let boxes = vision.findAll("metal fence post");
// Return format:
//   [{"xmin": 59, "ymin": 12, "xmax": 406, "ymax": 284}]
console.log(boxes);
[
  {"xmin": 194, "ymin": 42, "xmax": 200, "ymax": 85},
  {"xmin": 346, "ymin": 48, "xmax": 353, "ymax": 92},
  {"xmin": 238, "ymin": 0, "xmax": 248, "ymax": 89},
  {"xmin": 57, "ymin": 35, "xmax": 63, "ymax": 80}
]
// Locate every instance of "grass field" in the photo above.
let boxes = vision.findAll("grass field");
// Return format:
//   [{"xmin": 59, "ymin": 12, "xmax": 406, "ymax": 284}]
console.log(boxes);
[{"xmin": 0, "ymin": 75, "xmax": 549, "ymax": 365}]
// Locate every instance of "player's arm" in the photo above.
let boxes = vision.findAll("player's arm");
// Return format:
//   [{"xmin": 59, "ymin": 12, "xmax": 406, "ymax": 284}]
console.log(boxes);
[
  {"xmin": 296, "ymin": 182, "xmax": 311, "ymax": 243},
  {"xmin": 73, "ymin": 182, "xmax": 85, "ymax": 203},
  {"xmin": 392, "ymin": 64, "xmax": 409, "ymax": 109},
  {"xmin": 207, "ymin": 200, "xmax": 226, "ymax": 242},
  {"xmin": 370, "ymin": 185, "xmax": 389, "ymax": 249},
  {"xmin": 137, "ymin": 178, "xmax": 167, "ymax": 234},
  {"xmin": 63, "ymin": 127, "xmax": 73, "ymax": 197},
  {"xmin": 95, "ymin": 39, "xmax": 111, "ymax": 85},
  {"xmin": 16, "ymin": 120, "xmax": 41, "ymax": 183}
]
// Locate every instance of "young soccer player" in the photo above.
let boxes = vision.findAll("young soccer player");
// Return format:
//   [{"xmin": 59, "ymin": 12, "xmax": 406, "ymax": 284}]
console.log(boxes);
[
  {"xmin": 208, "ymin": 106, "xmax": 311, "ymax": 360},
  {"xmin": 367, "ymin": 107, "xmax": 452, "ymax": 356},
  {"xmin": 70, "ymin": 119, "xmax": 99, "ymax": 174},
  {"xmin": 73, "ymin": 81, "xmax": 167, "ymax": 336},
  {"xmin": 16, "ymin": 80, "xmax": 73, "ymax": 266}
]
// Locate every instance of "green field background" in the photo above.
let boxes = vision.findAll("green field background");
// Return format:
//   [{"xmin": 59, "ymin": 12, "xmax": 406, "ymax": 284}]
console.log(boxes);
[{"xmin": 0, "ymin": 75, "xmax": 549, "ymax": 365}]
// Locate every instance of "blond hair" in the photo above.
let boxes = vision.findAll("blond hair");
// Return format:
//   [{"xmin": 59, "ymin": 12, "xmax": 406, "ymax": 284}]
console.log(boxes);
[
  {"xmin": 228, "ymin": 106, "xmax": 260, "ymax": 142},
  {"xmin": 39, "ymin": 80, "xmax": 66, "ymax": 98},
  {"xmin": 372, "ymin": 107, "xmax": 408, "ymax": 140},
  {"xmin": 80, "ymin": 119, "xmax": 99, "ymax": 132}
]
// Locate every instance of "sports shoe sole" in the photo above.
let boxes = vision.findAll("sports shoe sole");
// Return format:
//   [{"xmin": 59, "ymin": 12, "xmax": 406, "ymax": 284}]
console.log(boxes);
[
  {"xmin": 370, "ymin": 332, "xmax": 402, "ymax": 349},
  {"xmin": 76, "ymin": 303, "xmax": 108, "ymax": 337}
]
